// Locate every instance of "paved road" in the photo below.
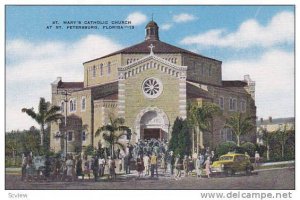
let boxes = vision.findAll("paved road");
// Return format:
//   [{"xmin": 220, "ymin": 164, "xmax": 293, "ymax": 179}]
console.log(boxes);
[{"xmin": 5, "ymin": 167, "xmax": 294, "ymax": 190}]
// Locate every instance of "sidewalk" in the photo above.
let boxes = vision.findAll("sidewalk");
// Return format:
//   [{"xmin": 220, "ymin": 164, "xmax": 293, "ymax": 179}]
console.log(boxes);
[{"xmin": 259, "ymin": 160, "xmax": 294, "ymax": 167}]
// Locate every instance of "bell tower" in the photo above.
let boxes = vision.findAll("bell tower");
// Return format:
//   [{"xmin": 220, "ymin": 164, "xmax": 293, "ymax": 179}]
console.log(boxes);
[{"xmin": 145, "ymin": 20, "xmax": 159, "ymax": 41}]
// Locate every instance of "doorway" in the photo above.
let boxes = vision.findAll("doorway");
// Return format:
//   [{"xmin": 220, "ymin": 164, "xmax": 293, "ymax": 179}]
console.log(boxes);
[{"xmin": 143, "ymin": 128, "xmax": 161, "ymax": 140}]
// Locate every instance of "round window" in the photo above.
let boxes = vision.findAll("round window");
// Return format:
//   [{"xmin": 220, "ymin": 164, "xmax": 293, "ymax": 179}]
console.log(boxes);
[{"xmin": 142, "ymin": 77, "xmax": 163, "ymax": 98}]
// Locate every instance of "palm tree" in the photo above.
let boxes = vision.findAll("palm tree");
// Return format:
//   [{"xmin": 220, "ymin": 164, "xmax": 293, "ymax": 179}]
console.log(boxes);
[
  {"xmin": 22, "ymin": 97, "xmax": 62, "ymax": 146},
  {"xmin": 95, "ymin": 116, "xmax": 130, "ymax": 158},
  {"xmin": 225, "ymin": 112, "xmax": 255, "ymax": 146},
  {"xmin": 187, "ymin": 102, "xmax": 221, "ymax": 151}
]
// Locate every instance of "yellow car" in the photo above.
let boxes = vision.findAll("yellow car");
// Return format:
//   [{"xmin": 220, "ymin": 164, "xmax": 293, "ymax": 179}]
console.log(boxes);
[{"xmin": 211, "ymin": 153, "xmax": 254, "ymax": 176}]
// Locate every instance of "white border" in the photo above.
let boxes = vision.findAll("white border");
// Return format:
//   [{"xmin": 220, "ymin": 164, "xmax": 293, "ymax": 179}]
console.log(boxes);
[{"xmin": 1, "ymin": 1, "xmax": 298, "ymax": 200}]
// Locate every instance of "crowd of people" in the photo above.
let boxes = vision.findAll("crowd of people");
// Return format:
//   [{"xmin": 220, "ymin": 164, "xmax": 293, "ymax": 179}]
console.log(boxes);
[
  {"xmin": 20, "ymin": 153, "xmax": 118, "ymax": 182},
  {"xmin": 20, "ymin": 141, "xmax": 217, "ymax": 182}
]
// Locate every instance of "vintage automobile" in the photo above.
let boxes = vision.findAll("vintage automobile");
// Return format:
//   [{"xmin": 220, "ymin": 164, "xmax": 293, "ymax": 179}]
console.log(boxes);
[
  {"xmin": 32, "ymin": 156, "xmax": 46, "ymax": 176},
  {"xmin": 211, "ymin": 153, "xmax": 254, "ymax": 176}
]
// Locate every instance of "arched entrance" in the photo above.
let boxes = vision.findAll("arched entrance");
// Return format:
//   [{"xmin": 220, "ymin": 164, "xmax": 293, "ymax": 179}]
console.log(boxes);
[{"xmin": 134, "ymin": 107, "xmax": 169, "ymax": 142}]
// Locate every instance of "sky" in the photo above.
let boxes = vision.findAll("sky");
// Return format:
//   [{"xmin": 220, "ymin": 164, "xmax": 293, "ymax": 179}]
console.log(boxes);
[{"xmin": 5, "ymin": 5, "xmax": 295, "ymax": 131}]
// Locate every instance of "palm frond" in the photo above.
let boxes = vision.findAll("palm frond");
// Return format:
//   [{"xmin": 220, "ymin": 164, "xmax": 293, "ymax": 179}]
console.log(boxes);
[
  {"xmin": 38, "ymin": 97, "xmax": 48, "ymax": 116},
  {"xmin": 45, "ymin": 113, "xmax": 63, "ymax": 123},
  {"xmin": 45, "ymin": 105, "xmax": 61, "ymax": 118},
  {"xmin": 100, "ymin": 125, "xmax": 115, "ymax": 132},
  {"xmin": 114, "ymin": 141, "xmax": 126, "ymax": 152},
  {"xmin": 114, "ymin": 118, "xmax": 125, "ymax": 125},
  {"xmin": 117, "ymin": 125, "xmax": 130, "ymax": 132},
  {"xmin": 21, "ymin": 108, "xmax": 38, "ymax": 122}
]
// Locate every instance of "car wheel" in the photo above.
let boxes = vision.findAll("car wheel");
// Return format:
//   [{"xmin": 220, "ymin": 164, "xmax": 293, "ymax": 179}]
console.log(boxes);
[
  {"xmin": 245, "ymin": 167, "xmax": 252, "ymax": 176},
  {"xmin": 225, "ymin": 168, "xmax": 234, "ymax": 177}
]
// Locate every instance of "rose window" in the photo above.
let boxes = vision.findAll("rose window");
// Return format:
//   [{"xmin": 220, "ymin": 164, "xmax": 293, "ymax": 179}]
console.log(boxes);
[{"xmin": 142, "ymin": 78, "xmax": 163, "ymax": 98}]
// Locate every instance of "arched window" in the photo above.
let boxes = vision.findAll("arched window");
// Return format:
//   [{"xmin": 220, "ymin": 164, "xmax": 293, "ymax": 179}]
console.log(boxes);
[
  {"xmin": 60, "ymin": 101, "xmax": 64, "ymax": 113},
  {"xmin": 92, "ymin": 65, "xmax": 96, "ymax": 77},
  {"xmin": 69, "ymin": 100, "xmax": 73, "ymax": 111},
  {"xmin": 70, "ymin": 99, "xmax": 76, "ymax": 112},
  {"xmin": 100, "ymin": 64, "xmax": 103, "ymax": 76},
  {"xmin": 82, "ymin": 131, "xmax": 86, "ymax": 141},
  {"xmin": 67, "ymin": 131, "xmax": 73, "ymax": 141},
  {"xmin": 81, "ymin": 96, "xmax": 86, "ymax": 111},
  {"xmin": 107, "ymin": 62, "xmax": 111, "ymax": 75}
]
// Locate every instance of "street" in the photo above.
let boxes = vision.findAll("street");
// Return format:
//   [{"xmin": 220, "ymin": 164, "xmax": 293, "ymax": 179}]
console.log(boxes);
[{"xmin": 5, "ymin": 167, "xmax": 294, "ymax": 190}]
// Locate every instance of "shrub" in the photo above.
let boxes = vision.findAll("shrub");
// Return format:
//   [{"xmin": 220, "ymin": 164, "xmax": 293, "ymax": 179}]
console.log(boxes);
[
  {"xmin": 241, "ymin": 142, "xmax": 256, "ymax": 157},
  {"xmin": 234, "ymin": 146, "xmax": 245, "ymax": 154},
  {"xmin": 215, "ymin": 141, "xmax": 237, "ymax": 157}
]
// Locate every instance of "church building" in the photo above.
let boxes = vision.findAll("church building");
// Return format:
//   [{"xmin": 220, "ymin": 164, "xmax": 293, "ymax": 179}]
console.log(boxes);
[{"xmin": 50, "ymin": 20, "xmax": 256, "ymax": 153}]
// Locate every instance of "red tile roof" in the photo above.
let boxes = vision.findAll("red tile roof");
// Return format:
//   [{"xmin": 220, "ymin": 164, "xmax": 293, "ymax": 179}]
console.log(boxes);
[
  {"xmin": 83, "ymin": 40, "xmax": 221, "ymax": 64},
  {"xmin": 101, "ymin": 93, "xmax": 118, "ymax": 100},
  {"xmin": 186, "ymin": 82, "xmax": 213, "ymax": 100},
  {"xmin": 58, "ymin": 82, "xmax": 84, "ymax": 89},
  {"xmin": 222, "ymin": 81, "xmax": 247, "ymax": 87}
]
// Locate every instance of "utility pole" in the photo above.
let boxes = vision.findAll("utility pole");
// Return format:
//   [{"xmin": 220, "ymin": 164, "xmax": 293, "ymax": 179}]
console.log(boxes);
[{"xmin": 59, "ymin": 89, "xmax": 71, "ymax": 160}]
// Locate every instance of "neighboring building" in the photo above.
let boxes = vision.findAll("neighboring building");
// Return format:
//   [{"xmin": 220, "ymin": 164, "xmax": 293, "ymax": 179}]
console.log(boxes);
[
  {"xmin": 256, "ymin": 117, "xmax": 295, "ymax": 145},
  {"xmin": 50, "ymin": 20, "xmax": 256, "ymax": 154}
]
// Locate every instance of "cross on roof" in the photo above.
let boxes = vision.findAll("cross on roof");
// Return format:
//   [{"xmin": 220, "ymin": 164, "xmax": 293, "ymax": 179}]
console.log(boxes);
[{"xmin": 148, "ymin": 43, "xmax": 155, "ymax": 55}]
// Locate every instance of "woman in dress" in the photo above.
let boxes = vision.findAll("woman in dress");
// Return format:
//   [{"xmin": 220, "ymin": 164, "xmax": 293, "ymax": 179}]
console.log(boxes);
[
  {"xmin": 174, "ymin": 155, "xmax": 182, "ymax": 180},
  {"xmin": 143, "ymin": 154, "xmax": 150, "ymax": 176},
  {"xmin": 66, "ymin": 155, "xmax": 74, "ymax": 181},
  {"xmin": 136, "ymin": 157, "xmax": 144, "ymax": 178},
  {"xmin": 195, "ymin": 155, "xmax": 202, "ymax": 178},
  {"xmin": 160, "ymin": 153, "xmax": 167, "ymax": 174},
  {"xmin": 204, "ymin": 157, "xmax": 212, "ymax": 179},
  {"xmin": 82, "ymin": 155, "xmax": 90, "ymax": 180}
]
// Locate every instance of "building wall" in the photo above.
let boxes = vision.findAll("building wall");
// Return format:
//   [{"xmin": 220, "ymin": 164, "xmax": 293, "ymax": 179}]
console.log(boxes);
[
  {"xmin": 50, "ymin": 87, "xmax": 93, "ymax": 153},
  {"xmin": 182, "ymin": 53, "xmax": 222, "ymax": 86},
  {"xmin": 210, "ymin": 85, "xmax": 257, "ymax": 145},
  {"xmin": 122, "ymin": 67, "xmax": 181, "ymax": 140},
  {"xmin": 256, "ymin": 119, "xmax": 295, "ymax": 145},
  {"xmin": 83, "ymin": 54, "xmax": 121, "ymax": 87},
  {"xmin": 188, "ymin": 83, "xmax": 256, "ymax": 149},
  {"xmin": 93, "ymin": 99, "xmax": 118, "ymax": 149},
  {"xmin": 51, "ymin": 50, "xmax": 256, "ymax": 152}
]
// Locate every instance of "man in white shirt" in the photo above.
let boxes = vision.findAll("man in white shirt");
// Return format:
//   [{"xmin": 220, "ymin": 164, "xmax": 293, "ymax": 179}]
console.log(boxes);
[{"xmin": 98, "ymin": 157, "xmax": 105, "ymax": 177}]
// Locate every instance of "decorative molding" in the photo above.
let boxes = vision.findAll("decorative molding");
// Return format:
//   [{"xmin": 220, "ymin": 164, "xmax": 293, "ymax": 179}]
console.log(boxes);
[
  {"xmin": 118, "ymin": 54, "xmax": 187, "ymax": 80},
  {"xmin": 134, "ymin": 107, "xmax": 170, "ymax": 142}
]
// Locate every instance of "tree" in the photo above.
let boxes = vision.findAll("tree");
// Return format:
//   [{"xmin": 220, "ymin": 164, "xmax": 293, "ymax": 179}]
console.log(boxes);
[
  {"xmin": 5, "ymin": 127, "xmax": 42, "ymax": 156},
  {"xmin": 95, "ymin": 116, "xmax": 130, "ymax": 158},
  {"xmin": 260, "ymin": 127, "xmax": 274, "ymax": 161},
  {"xmin": 225, "ymin": 113, "xmax": 255, "ymax": 146},
  {"xmin": 22, "ymin": 97, "xmax": 62, "ymax": 147},
  {"xmin": 275, "ymin": 124, "xmax": 293, "ymax": 159},
  {"xmin": 187, "ymin": 102, "xmax": 220, "ymax": 151},
  {"xmin": 168, "ymin": 117, "xmax": 192, "ymax": 157}
]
